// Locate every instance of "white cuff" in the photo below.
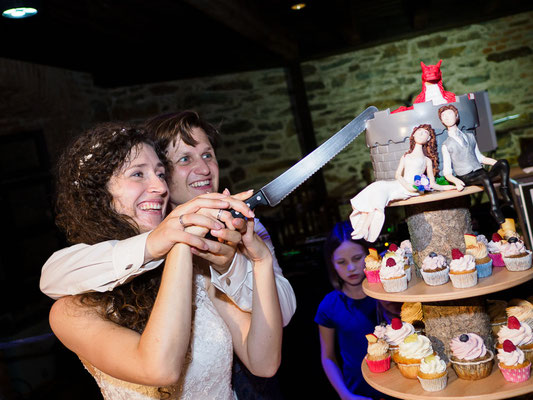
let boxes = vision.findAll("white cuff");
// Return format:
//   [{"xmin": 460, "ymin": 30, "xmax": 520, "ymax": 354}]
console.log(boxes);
[
  {"xmin": 210, "ymin": 253, "xmax": 253, "ymax": 312},
  {"xmin": 112, "ymin": 231, "xmax": 153, "ymax": 279}
]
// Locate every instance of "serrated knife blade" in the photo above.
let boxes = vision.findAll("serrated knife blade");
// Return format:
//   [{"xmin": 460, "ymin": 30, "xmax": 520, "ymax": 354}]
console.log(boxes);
[{"xmin": 233, "ymin": 106, "xmax": 377, "ymax": 216}]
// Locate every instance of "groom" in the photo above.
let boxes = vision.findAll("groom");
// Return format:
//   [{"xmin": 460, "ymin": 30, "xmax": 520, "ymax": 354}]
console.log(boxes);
[{"xmin": 439, "ymin": 104, "xmax": 512, "ymax": 225}]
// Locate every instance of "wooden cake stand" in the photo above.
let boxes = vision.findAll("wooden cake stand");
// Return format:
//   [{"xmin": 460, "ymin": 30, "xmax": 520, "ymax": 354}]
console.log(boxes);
[{"xmin": 361, "ymin": 186, "xmax": 533, "ymax": 399}]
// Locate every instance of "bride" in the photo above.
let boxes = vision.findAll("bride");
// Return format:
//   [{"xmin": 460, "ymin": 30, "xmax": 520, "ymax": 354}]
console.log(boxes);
[
  {"xmin": 48, "ymin": 123, "xmax": 282, "ymax": 399},
  {"xmin": 350, "ymin": 124, "xmax": 456, "ymax": 242}
]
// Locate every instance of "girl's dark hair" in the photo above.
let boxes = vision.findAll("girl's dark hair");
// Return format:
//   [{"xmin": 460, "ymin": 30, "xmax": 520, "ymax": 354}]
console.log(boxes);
[
  {"xmin": 406, "ymin": 124, "xmax": 440, "ymax": 177},
  {"xmin": 55, "ymin": 122, "xmax": 170, "ymax": 333},
  {"xmin": 144, "ymin": 110, "xmax": 220, "ymax": 152},
  {"xmin": 323, "ymin": 221, "xmax": 370, "ymax": 290}
]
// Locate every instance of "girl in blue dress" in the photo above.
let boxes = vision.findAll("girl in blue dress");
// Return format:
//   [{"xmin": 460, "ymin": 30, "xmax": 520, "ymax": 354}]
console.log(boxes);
[{"xmin": 315, "ymin": 221, "xmax": 399, "ymax": 400}]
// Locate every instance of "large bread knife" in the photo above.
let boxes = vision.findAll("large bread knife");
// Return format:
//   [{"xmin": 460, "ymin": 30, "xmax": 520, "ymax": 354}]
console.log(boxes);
[{"xmin": 232, "ymin": 106, "xmax": 377, "ymax": 217}]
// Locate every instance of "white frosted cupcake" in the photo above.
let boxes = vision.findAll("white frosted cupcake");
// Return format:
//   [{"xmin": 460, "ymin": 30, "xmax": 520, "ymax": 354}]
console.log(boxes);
[
  {"xmin": 393, "ymin": 333, "xmax": 434, "ymax": 379},
  {"xmin": 420, "ymin": 252, "xmax": 449, "ymax": 286},
  {"xmin": 417, "ymin": 354, "xmax": 448, "ymax": 391},
  {"xmin": 496, "ymin": 316, "xmax": 533, "ymax": 364},
  {"xmin": 448, "ymin": 249, "xmax": 477, "ymax": 288},
  {"xmin": 384, "ymin": 318, "xmax": 415, "ymax": 355},
  {"xmin": 501, "ymin": 237, "xmax": 532, "ymax": 271},
  {"xmin": 497, "ymin": 340, "xmax": 531, "ymax": 382},
  {"xmin": 385, "ymin": 244, "xmax": 411, "ymax": 281},
  {"xmin": 379, "ymin": 255, "xmax": 407, "ymax": 292}
]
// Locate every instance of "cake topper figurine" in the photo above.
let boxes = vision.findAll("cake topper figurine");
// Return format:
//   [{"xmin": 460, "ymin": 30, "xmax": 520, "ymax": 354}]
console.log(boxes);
[
  {"xmin": 439, "ymin": 104, "xmax": 513, "ymax": 225},
  {"xmin": 350, "ymin": 124, "xmax": 455, "ymax": 242},
  {"xmin": 393, "ymin": 60, "xmax": 456, "ymax": 113}
]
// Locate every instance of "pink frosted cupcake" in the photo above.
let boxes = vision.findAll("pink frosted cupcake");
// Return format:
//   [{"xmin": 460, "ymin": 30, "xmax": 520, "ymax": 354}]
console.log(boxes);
[
  {"xmin": 379, "ymin": 256, "xmax": 407, "ymax": 292},
  {"xmin": 450, "ymin": 333, "xmax": 494, "ymax": 380},
  {"xmin": 497, "ymin": 340, "xmax": 531, "ymax": 383},
  {"xmin": 448, "ymin": 249, "xmax": 478, "ymax": 288},
  {"xmin": 384, "ymin": 318, "xmax": 415, "ymax": 355},
  {"xmin": 501, "ymin": 237, "xmax": 532, "ymax": 271},
  {"xmin": 420, "ymin": 252, "xmax": 449, "ymax": 286},
  {"xmin": 364, "ymin": 248, "xmax": 381, "ymax": 283},
  {"xmin": 487, "ymin": 233, "xmax": 506, "ymax": 267},
  {"xmin": 496, "ymin": 316, "xmax": 533, "ymax": 364}
]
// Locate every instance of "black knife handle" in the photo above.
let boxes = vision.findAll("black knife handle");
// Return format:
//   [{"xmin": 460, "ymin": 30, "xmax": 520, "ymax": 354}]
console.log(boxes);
[{"xmin": 230, "ymin": 190, "xmax": 269, "ymax": 218}]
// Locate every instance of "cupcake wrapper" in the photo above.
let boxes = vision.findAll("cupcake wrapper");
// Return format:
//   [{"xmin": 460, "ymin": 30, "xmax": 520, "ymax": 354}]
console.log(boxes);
[
  {"xmin": 417, "ymin": 374, "xmax": 448, "ymax": 392},
  {"xmin": 405, "ymin": 266, "xmax": 412, "ymax": 282},
  {"xmin": 449, "ymin": 270, "xmax": 478, "ymax": 288},
  {"xmin": 498, "ymin": 363, "xmax": 531, "ymax": 383},
  {"xmin": 365, "ymin": 355, "xmax": 391, "ymax": 373},
  {"xmin": 489, "ymin": 252, "xmax": 505, "ymax": 267},
  {"xmin": 421, "ymin": 267, "xmax": 449, "ymax": 286},
  {"xmin": 475, "ymin": 259, "xmax": 493, "ymax": 278},
  {"xmin": 364, "ymin": 269, "xmax": 381, "ymax": 283},
  {"xmin": 450, "ymin": 351, "xmax": 494, "ymax": 380},
  {"xmin": 381, "ymin": 275, "xmax": 408, "ymax": 292},
  {"xmin": 396, "ymin": 362, "xmax": 420, "ymax": 379},
  {"xmin": 503, "ymin": 251, "xmax": 532, "ymax": 271}
]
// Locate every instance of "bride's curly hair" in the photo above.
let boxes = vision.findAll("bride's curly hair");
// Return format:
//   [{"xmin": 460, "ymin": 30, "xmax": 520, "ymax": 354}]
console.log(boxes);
[
  {"xmin": 406, "ymin": 124, "xmax": 440, "ymax": 177},
  {"xmin": 55, "ymin": 122, "xmax": 170, "ymax": 333}
]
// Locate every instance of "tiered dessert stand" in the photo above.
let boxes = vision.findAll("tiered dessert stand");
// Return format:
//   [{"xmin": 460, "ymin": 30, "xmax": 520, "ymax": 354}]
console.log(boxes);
[{"xmin": 361, "ymin": 188, "xmax": 533, "ymax": 400}]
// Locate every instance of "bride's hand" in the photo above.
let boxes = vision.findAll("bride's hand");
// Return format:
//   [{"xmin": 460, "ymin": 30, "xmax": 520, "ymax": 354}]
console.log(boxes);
[{"xmin": 238, "ymin": 218, "xmax": 272, "ymax": 264}]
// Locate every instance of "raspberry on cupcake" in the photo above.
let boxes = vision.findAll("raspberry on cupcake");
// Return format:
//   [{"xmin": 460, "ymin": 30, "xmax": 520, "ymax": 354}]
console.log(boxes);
[
  {"xmin": 497, "ymin": 340, "xmax": 531, "ymax": 383},
  {"xmin": 496, "ymin": 316, "xmax": 533, "ymax": 364},
  {"xmin": 487, "ymin": 233, "xmax": 506, "ymax": 267},
  {"xmin": 448, "ymin": 249, "xmax": 478, "ymax": 288},
  {"xmin": 384, "ymin": 317, "xmax": 414, "ymax": 354},
  {"xmin": 379, "ymin": 256, "xmax": 407, "ymax": 293}
]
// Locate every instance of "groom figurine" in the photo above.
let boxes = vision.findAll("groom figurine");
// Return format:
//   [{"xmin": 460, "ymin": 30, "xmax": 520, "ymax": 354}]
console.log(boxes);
[{"xmin": 439, "ymin": 104, "xmax": 512, "ymax": 225}]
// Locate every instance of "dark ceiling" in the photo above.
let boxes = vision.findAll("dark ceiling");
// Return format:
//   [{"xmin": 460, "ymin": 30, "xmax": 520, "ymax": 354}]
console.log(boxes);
[{"xmin": 2, "ymin": 0, "xmax": 533, "ymax": 87}]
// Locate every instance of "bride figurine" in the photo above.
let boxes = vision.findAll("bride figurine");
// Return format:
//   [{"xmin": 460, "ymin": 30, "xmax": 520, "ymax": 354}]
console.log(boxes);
[{"xmin": 350, "ymin": 124, "xmax": 456, "ymax": 242}]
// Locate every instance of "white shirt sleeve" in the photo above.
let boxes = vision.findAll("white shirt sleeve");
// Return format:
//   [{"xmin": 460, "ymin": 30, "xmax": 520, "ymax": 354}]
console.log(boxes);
[
  {"xmin": 473, "ymin": 142, "xmax": 485, "ymax": 163},
  {"xmin": 39, "ymin": 232, "xmax": 163, "ymax": 299},
  {"xmin": 441, "ymin": 144, "xmax": 453, "ymax": 176},
  {"xmin": 209, "ymin": 218, "xmax": 297, "ymax": 327}
]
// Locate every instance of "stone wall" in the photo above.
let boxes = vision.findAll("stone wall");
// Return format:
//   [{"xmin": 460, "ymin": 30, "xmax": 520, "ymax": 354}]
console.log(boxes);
[
  {"xmin": 302, "ymin": 10, "xmax": 533, "ymax": 204},
  {"xmin": 105, "ymin": 69, "xmax": 300, "ymax": 194}
]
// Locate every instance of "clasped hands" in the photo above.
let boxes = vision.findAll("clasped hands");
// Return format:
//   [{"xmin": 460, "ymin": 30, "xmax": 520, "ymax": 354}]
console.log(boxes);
[{"xmin": 146, "ymin": 189, "xmax": 270, "ymax": 274}]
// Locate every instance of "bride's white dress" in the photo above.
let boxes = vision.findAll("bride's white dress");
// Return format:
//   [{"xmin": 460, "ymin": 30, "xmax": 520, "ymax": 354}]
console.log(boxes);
[
  {"xmin": 80, "ymin": 272, "xmax": 235, "ymax": 400},
  {"xmin": 350, "ymin": 154, "xmax": 427, "ymax": 242}
]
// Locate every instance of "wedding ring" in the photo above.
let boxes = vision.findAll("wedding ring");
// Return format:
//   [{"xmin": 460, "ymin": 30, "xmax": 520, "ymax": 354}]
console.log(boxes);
[
  {"xmin": 179, "ymin": 214, "xmax": 185, "ymax": 227},
  {"xmin": 216, "ymin": 209, "xmax": 223, "ymax": 220}
]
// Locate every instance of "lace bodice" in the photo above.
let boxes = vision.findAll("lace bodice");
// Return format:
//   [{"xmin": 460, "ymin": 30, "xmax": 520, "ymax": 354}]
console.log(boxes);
[{"xmin": 81, "ymin": 272, "xmax": 235, "ymax": 399}]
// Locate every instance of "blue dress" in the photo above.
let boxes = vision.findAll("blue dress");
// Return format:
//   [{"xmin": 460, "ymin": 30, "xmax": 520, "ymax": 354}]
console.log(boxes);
[{"xmin": 315, "ymin": 291, "xmax": 385, "ymax": 399}]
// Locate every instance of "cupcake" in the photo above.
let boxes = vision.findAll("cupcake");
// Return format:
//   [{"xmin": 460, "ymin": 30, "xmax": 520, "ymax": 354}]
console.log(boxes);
[
  {"xmin": 386, "ymin": 244, "xmax": 411, "ymax": 281},
  {"xmin": 448, "ymin": 249, "xmax": 478, "ymax": 289},
  {"xmin": 496, "ymin": 316, "xmax": 533, "ymax": 364},
  {"xmin": 501, "ymin": 237, "xmax": 532, "ymax": 272},
  {"xmin": 507, "ymin": 298, "xmax": 533, "ymax": 330},
  {"xmin": 364, "ymin": 248, "xmax": 381, "ymax": 283},
  {"xmin": 364, "ymin": 333, "xmax": 391, "ymax": 373},
  {"xmin": 487, "ymin": 233, "xmax": 506, "ymax": 267},
  {"xmin": 449, "ymin": 333, "xmax": 494, "ymax": 380},
  {"xmin": 465, "ymin": 238, "xmax": 493, "ymax": 278},
  {"xmin": 393, "ymin": 333, "xmax": 434, "ymax": 379},
  {"xmin": 401, "ymin": 302, "xmax": 425, "ymax": 334},
  {"xmin": 497, "ymin": 340, "xmax": 531, "ymax": 383},
  {"xmin": 487, "ymin": 299, "xmax": 508, "ymax": 337},
  {"xmin": 379, "ymin": 256, "xmax": 407, "ymax": 293},
  {"xmin": 420, "ymin": 252, "xmax": 449, "ymax": 286},
  {"xmin": 373, "ymin": 322, "xmax": 387, "ymax": 340},
  {"xmin": 417, "ymin": 354, "xmax": 448, "ymax": 392},
  {"xmin": 400, "ymin": 239, "xmax": 414, "ymax": 265},
  {"xmin": 384, "ymin": 318, "xmax": 415, "ymax": 355}
]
